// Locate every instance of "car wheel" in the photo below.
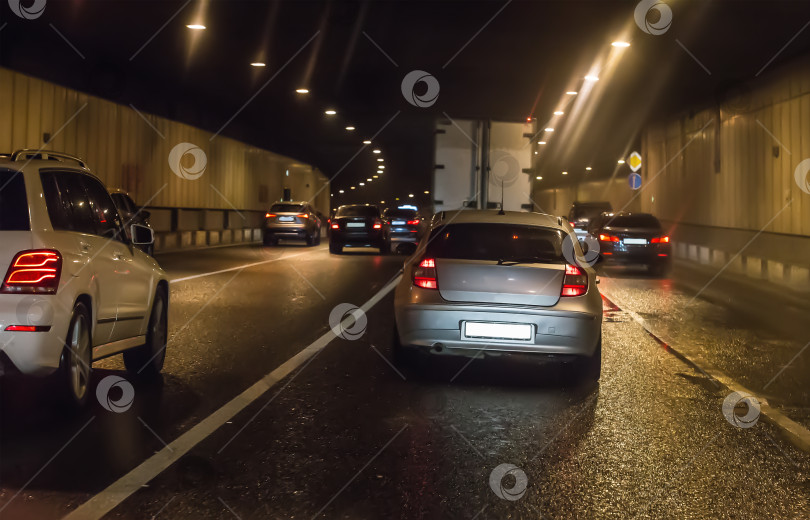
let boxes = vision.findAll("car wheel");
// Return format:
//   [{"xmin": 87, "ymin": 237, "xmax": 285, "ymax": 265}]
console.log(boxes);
[
  {"xmin": 124, "ymin": 288, "xmax": 168, "ymax": 379},
  {"xmin": 580, "ymin": 337, "xmax": 602, "ymax": 382},
  {"xmin": 263, "ymin": 232, "xmax": 277, "ymax": 247},
  {"xmin": 56, "ymin": 302, "xmax": 92, "ymax": 409},
  {"xmin": 329, "ymin": 241, "xmax": 343, "ymax": 254}
]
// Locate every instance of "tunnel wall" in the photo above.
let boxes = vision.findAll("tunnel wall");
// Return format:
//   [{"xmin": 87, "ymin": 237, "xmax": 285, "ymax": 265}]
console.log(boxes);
[
  {"xmin": 0, "ymin": 67, "xmax": 331, "ymax": 250},
  {"xmin": 641, "ymin": 55, "xmax": 810, "ymax": 288}
]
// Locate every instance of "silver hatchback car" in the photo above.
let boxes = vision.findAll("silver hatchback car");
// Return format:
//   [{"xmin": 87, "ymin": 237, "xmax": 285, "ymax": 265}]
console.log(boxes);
[{"xmin": 393, "ymin": 210, "xmax": 602, "ymax": 379}]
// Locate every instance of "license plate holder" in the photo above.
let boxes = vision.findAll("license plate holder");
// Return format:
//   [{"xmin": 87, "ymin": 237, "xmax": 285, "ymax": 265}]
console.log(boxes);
[
  {"xmin": 623, "ymin": 238, "xmax": 647, "ymax": 245},
  {"xmin": 461, "ymin": 321, "xmax": 534, "ymax": 342},
  {"xmin": 278, "ymin": 216, "xmax": 294, "ymax": 222},
  {"xmin": 346, "ymin": 222, "xmax": 365, "ymax": 228}
]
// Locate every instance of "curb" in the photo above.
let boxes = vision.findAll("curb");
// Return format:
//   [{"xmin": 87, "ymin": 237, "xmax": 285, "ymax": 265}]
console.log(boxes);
[{"xmin": 601, "ymin": 291, "xmax": 810, "ymax": 454}]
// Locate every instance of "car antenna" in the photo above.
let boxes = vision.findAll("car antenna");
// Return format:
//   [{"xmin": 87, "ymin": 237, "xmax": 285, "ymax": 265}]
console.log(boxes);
[{"xmin": 497, "ymin": 179, "xmax": 506, "ymax": 215}]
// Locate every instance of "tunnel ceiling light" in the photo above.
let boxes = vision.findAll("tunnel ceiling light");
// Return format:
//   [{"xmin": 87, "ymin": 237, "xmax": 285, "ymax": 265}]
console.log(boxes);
[
  {"xmin": 381, "ymin": 200, "xmax": 385, "ymax": 203},
  {"xmin": 538, "ymin": 141, "xmax": 547, "ymax": 145},
  {"xmin": 325, "ymin": 109, "xmax": 337, "ymax": 115},
  {"xmin": 359, "ymin": 182, "xmax": 365, "ymax": 186},
  {"xmin": 408, "ymin": 194, "xmax": 414, "ymax": 198},
  {"xmin": 565, "ymin": 91, "xmax": 577, "ymax": 95},
  {"xmin": 377, "ymin": 158, "xmax": 384, "ymax": 162},
  {"xmin": 373, "ymin": 175, "xmax": 379, "ymax": 178},
  {"xmin": 553, "ymin": 111, "xmax": 564, "ymax": 115},
  {"xmin": 534, "ymin": 151, "xmax": 538, "ymax": 155},
  {"xmin": 562, "ymin": 171, "xmax": 568, "ymax": 175},
  {"xmin": 584, "ymin": 75, "xmax": 599, "ymax": 82},
  {"xmin": 363, "ymin": 140, "xmax": 372, "ymax": 144},
  {"xmin": 346, "ymin": 126, "xmax": 356, "ymax": 131},
  {"xmin": 186, "ymin": 24, "xmax": 206, "ymax": 30},
  {"xmin": 612, "ymin": 41, "xmax": 631, "ymax": 48},
  {"xmin": 586, "ymin": 166, "xmax": 592, "ymax": 171},
  {"xmin": 350, "ymin": 186, "xmax": 356, "ymax": 190},
  {"xmin": 424, "ymin": 190, "xmax": 430, "ymax": 194},
  {"xmin": 339, "ymin": 189, "xmax": 345, "ymax": 193},
  {"xmin": 536, "ymin": 176, "xmax": 543, "ymax": 180},
  {"xmin": 295, "ymin": 88, "xmax": 309, "ymax": 94},
  {"xmin": 379, "ymin": 165, "xmax": 385, "ymax": 168},
  {"xmin": 618, "ymin": 159, "xmax": 626, "ymax": 164},
  {"xmin": 377, "ymin": 170, "xmax": 383, "ymax": 174},
  {"xmin": 545, "ymin": 128, "xmax": 554, "ymax": 132},
  {"xmin": 367, "ymin": 178, "xmax": 372, "ymax": 182},
  {"xmin": 372, "ymin": 149, "xmax": 381, "ymax": 154},
  {"xmin": 251, "ymin": 62, "xmax": 266, "ymax": 67}
]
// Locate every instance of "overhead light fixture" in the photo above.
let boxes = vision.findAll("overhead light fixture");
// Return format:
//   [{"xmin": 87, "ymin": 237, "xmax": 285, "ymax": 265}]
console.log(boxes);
[
  {"xmin": 585, "ymin": 75, "xmax": 599, "ymax": 82},
  {"xmin": 585, "ymin": 167, "xmax": 592, "ymax": 171},
  {"xmin": 373, "ymin": 175, "xmax": 379, "ymax": 178},
  {"xmin": 362, "ymin": 140, "xmax": 372, "ymax": 144},
  {"xmin": 339, "ymin": 189, "xmax": 345, "ymax": 193},
  {"xmin": 296, "ymin": 88, "xmax": 309, "ymax": 94},
  {"xmin": 618, "ymin": 159, "xmax": 626, "ymax": 164},
  {"xmin": 372, "ymin": 149, "xmax": 381, "ymax": 154},
  {"xmin": 538, "ymin": 141, "xmax": 547, "ymax": 145},
  {"xmin": 377, "ymin": 170, "xmax": 383, "ymax": 174},
  {"xmin": 380, "ymin": 200, "xmax": 385, "ymax": 204},
  {"xmin": 553, "ymin": 111, "xmax": 564, "ymax": 115},
  {"xmin": 325, "ymin": 109, "xmax": 337, "ymax": 115},
  {"xmin": 377, "ymin": 158, "xmax": 384, "ymax": 162},
  {"xmin": 359, "ymin": 182, "xmax": 365, "ymax": 186},
  {"xmin": 350, "ymin": 186, "xmax": 356, "ymax": 190},
  {"xmin": 346, "ymin": 126, "xmax": 355, "ymax": 131},
  {"xmin": 408, "ymin": 194, "xmax": 414, "ymax": 198},
  {"xmin": 424, "ymin": 190, "xmax": 430, "ymax": 194},
  {"xmin": 565, "ymin": 91, "xmax": 577, "ymax": 95},
  {"xmin": 367, "ymin": 178, "xmax": 372, "ymax": 182},
  {"xmin": 612, "ymin": 41, "xmax": 631, "ymax": 48},
  {"xmin": 562, "ymin": 171, "xmax": 568, "ymax": 175},
  {"xmin": 379, "ymin": 165, "xmax": 385, "ymax": 169},
  {"xmin": 536, "ymin": 176, "xmax": 543, "ymax": 180},
  {"xmin": 534, "ymin": 151, "xmax": 538, "ymax": 155},
  {"xmin": 251, "ymin": 62, "xmax": 266, "ymax": 67},
  {"xmin": 545, "ymin": 128, "xmax": 554, "ymax": 132},
  {"xmin": 186, "ymin": 24, "xmax": 206, "ymax": 30}
]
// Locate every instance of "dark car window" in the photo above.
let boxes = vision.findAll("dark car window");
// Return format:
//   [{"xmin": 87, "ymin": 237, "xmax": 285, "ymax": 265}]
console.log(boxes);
[
  {"xmin": 337, "ymin": 206, "xmax": 380, "ymax": 218},
  {"xmin": 604, "ymin": 214, "xmax": 662, "ymax": 229},
  {"xmin": 40, "ymin": 170, "xmax": 96, "ymax": 235},
  {"xmin": 81, "ymin": 176, "xmax": 124, "ymax": 240},
  {"xmin": 0, "ymin": 169, "xmax": 30, "ymax": 231},
  {"xmin": 384, "ymin": 209, "xmax": 418, "ymax": 219},
  {"xmin": 111, "ymin": 193, "xmax": 136, "ymax": 215},
  {"xmin": 270, "ymin": 203, "xmax": 305, "ymax": 213},
  {"xmin": 426, "ymin": 223, "xmax": 565, "ymax": 263}
]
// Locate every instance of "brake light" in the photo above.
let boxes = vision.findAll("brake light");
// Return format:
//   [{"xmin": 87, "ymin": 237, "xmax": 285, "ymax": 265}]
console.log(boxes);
[
  {"xmin": 650, "ymin": 236, "xmax": 670, "ymax": 244},
  {"xmin": 298, "ymin": 214, "xmax": 309, "ymax": 219},
  {"xmin": 569, "ymin": 221, "xmax": 576, "ymax": 227},
  {"xmin": 373, "ymin": 219, "xmax": 382, "ymax": 229},
  {"xmin": 331, "ymin": 223, "xmax": 339, "ymax": 229},
  {"xmin": 265, "ymin": 213, "xmax": 276, "ymax": 218},
  {"xmin": 1, "ymin": 250, "xmax": 62, "ymax": 294},
  {"xmin": 599, "ymin": 234, "xmax": 620, "ymax": 242},
  {"xmin": 561, "ymin": 264, "xmax": 587, "ymax": 297},
  {"xmin": 407, "ymin": 219, "xmax": 420, "ymax": 226},
  {"xmin": 413, "ymin": 258, "xmax": 438, "ymax": 289}
]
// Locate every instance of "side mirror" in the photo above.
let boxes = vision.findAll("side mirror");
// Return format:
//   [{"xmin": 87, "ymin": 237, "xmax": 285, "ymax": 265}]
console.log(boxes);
[{"xmin": 131, "ymin": 224, "xmax": 155, "ymax": 245}]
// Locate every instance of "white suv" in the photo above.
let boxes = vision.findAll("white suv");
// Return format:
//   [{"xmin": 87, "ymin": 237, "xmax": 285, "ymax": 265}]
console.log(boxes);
[{"xmin": 0, "ymin": 150, "xmax": 169, "ymax": 408}]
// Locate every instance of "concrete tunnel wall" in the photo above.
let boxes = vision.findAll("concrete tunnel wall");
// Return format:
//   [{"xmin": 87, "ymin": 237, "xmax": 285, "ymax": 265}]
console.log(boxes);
[
  {"xmin": 532, "ymin": 54, "xmax": 810, "ymax": 290},
  {"xmin": 0, "ymin": 67, "xmax": 331, "ymax": 251}
]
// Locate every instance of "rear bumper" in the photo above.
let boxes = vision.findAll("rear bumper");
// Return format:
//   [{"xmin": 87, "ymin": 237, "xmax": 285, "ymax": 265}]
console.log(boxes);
[
  {"xmin": 600, "ymin": 245, "xmax": 671, "ymax": 264},
  {"xmin": 265, "ymin": 223, "xmax": 316, "ymax": 238},
  {"xmin": 389, "ymin": 232, "xmax": 420, "ymax": 244},
  {"xmin": 395, "ymin": 302, "xmax": 601, "ymax": 358},
  {"xmin": 0, "ymin": 296, "xmax": 68, "ymax": 376},
  {"xmin": 331, "ymin": 230, "xmax": 386, "ymax": 246}
]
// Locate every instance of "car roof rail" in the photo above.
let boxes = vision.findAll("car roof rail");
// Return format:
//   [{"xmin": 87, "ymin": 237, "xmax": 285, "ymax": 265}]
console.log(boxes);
[{"xmin": 11, "ymin": 150, "xmax": 88, "ymax": 168}]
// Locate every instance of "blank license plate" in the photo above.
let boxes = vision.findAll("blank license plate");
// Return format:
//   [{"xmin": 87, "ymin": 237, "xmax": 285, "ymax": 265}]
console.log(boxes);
[
  {"xmin": 392, "ymin": 220, "xmax": 406, "ymax": 225},
  {"xmin": 463, "ymin": 322, "xmax": 533, "ymax": 341},
  {"xmin": 623, "ymin": 238, "xmax": 647, "ymax": 245},
  {"xmin": 278, "ymin": 216, "xmax": 294, "ymax": 222},
  {"xmin": 346, "ymin": 222, "xmax": 365, "ymax": 228}
]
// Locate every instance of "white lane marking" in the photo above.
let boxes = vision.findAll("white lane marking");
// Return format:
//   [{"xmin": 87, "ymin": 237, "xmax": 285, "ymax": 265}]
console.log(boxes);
[
  {"xmin": 169, "ymin": 247, "xmax": 324, "ymax": 284},
  {"xmin": 62, "ymin": 274, "xmax": 403, "ymax": 520}
]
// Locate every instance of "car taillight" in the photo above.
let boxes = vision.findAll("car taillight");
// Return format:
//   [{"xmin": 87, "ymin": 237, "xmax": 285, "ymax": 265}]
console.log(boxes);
[
  {"xmin": 650, "ymin": 236, "xmax": 670, "ymax": 243},
  {"xmin": 569, "ymin": 221, "xmax": 576, "ymax": 227},
  {"xmin": 561, "ymin": 264, "xmax": 587, "ymax": 297},
  {"xmin": 331, "ymin": 223, "xmax": 339, "ymax": 229},
  {"xmin": 265, "ymin": 213, "xmax": 276, "ymax": 218},
  {"xmin": 1, "ymin": 250, "xmax": 62, "ymax": 294},
  {"xmin": 413, "ymin": 258, "xmax": 438, "ymax": 290},
  {"xmin": 4, "ymin": 325, "xmax": 50, "ymax": 332},
  {"xmin": 407, "ymin": 219, "xmax": 420, "ymax": 226},
  {"xmin": 599, "ymin": 234, "xmax": 620, "ymax": 242},
  {"xmin": 298, "ymin": 213, "xmax": 309, "ymax": 219},
  {"xmin": 373, "ymin": 219, "xmax": 382, "ymax": 229}
]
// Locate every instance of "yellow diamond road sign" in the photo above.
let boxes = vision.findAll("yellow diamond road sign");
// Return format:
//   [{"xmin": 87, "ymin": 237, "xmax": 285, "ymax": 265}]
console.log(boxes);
[{"xmin": 628, "ymin": 151, "xmax": 642, "ymax": 172}]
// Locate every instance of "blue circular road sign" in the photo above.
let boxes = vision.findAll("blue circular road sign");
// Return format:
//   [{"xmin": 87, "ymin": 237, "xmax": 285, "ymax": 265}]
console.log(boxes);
[{"xmin": 628, "ymin": 172, "xmax": 642, "ymax": 190}]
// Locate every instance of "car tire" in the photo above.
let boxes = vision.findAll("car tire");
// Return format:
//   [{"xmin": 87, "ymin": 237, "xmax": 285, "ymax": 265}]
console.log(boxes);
[
  {"xmin": 124, "ymin": 288, "xmax": 168, "ymax": 379},
  {"xmin": 55, "ymin": 302, "xmax": 93, "ymax": 409},
  {"xmin": 580, "ymin": 337, "xmax": 602, "ymax": 382},
  {"xmin": 263, "ymin": 232, "xmax": 278, "ymax": 247},
  {"xmin": 329, "ymin": 241, "xmax": 343, "ymax": 254}
]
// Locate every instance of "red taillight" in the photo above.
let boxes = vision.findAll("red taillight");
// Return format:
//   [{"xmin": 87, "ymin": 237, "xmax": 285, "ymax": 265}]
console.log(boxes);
[
  {"xmin": 373, "ymin": 219, "xmax": 382, "ymax": 229},
  {"xmin": 331, "ymin": 223, "xmax": 339, "ymax": 229},
  {"xmin": 413, "ymin": 258, "xmax": 438, "ymax": 290},
  {"xmin": 1, "ymin": 250, "xmax": 62, "ymax": 294},
  {"xmin": 561, "ymin": 264, "xmax": 587, "ymax": 297},
  {"xmin": 265, "ymin": 213, "xmax": 276, "ymax": 218},
  {"xmin": 569, "ymin": 221, "xmax": 576, "ymax": 227},
  {"xmin": 650, "ymin": 236, "xmax": 670, "ymax": 244},
  {"xmin": 599, "ymin": 234, "xmax": 620, "ymax": 242},
  {"xmin": 298, "ymin": 213, "xmax": 309, "ymax": 219},
  {"xmin": 4, "ymin": 325, "xmax": 50, "ymax": 332},
  {"xmin": 407, "ymin": 219, "xmax": 420, "ymax": 226}
]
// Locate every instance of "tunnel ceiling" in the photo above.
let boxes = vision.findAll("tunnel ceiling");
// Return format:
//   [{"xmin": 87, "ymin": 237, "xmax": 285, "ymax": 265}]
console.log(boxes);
[{"xmin": 2, "ymin": 0, "xmax": 810, "ymax": 198}]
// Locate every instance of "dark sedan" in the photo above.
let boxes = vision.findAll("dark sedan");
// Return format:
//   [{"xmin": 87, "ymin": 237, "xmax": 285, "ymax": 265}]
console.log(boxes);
[
  {"xmin": 382, "ymin": 208, "xmax": 422, "ymax": 254},
  {"xmin": 329, "ymin": 204, "xmax": 389, "ymax": 254},
  {"xmin": 589, "ymin": 212, "xmax": 671, "ymax": 276}
]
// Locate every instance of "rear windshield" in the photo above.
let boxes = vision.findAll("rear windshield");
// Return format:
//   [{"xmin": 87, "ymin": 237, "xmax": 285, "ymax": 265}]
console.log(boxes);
[
  {"xmin": 337, "ymin": 206, "xmax": 380, "ymax": 217},
  {"xmin": 0, "ymin": 169, "xmax": 30, "ymax": 231},
  {"xmin": 270, "ymin": 203, "xmax": 305, "ymax": 213},
  {"xmin": 570, "ymin": 203, "xmax": 612, "ymax": 220},
  {"xmin": 426, "ymin": 223, "xmax": 565, "ymax": 263},
  {"xmin": 605, "ymin": 214, "xmax": 661, "ymax": 228},
  {"xmin": 384, "ymin": 209, "xmax": 417, "ymax": 219}
]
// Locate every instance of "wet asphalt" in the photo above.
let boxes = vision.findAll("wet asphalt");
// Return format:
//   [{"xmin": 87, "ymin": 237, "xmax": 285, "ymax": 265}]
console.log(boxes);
[{"xmin": 0, "ymin": 243, "xmax": 808, "ymax": 519}]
